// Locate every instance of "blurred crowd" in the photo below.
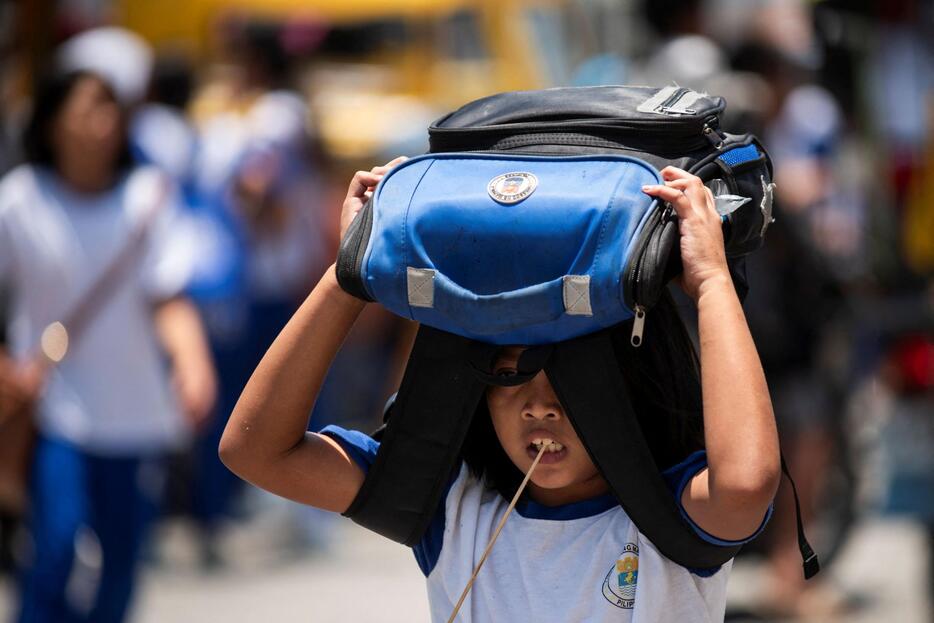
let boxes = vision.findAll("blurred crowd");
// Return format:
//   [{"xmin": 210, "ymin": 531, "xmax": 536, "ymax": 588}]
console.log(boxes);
[{"xmin": 0, "ymin": 0, "xmax": 932, "ymax": 621}]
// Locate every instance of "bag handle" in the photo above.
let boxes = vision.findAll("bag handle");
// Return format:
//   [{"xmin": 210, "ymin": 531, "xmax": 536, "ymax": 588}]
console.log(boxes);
[{"xmin": 410, "ymin": 268, "xmax": 595, "ymax": 335}]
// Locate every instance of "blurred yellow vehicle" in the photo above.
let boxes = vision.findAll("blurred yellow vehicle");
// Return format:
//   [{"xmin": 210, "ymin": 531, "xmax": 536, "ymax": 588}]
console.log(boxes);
[{"xmin": 117, "ymin": 0, "xmax": 605, "ymax": 161}]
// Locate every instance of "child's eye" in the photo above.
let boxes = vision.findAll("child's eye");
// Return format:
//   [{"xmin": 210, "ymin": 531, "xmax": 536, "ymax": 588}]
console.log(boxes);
[{"xmin": 495, "ymin": 368, "xmax": 518, "ymax": 378}]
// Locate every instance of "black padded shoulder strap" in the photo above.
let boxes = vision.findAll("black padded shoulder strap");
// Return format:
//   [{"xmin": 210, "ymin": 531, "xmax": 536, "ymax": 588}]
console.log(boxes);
[
  {"xmin": 343, "ymin": 326, "xmax": 488, "ymax": 546},
  {"xmin": 345, "ymin": 326, "xmax": 743, "ymax": 569},
  {"xmin": 544, "ymin": 331, "xmax": 742, "ymax": 569}
]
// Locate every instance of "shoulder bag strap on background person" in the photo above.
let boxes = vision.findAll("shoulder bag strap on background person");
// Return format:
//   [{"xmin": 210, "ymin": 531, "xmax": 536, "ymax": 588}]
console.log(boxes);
[
  {"xmin": 37, "ymin": 172, "xmax": 171, "ymax": 367},
  {"xmin": 0, "ymin": 171, "xmax": 170, "ymax": 514}
]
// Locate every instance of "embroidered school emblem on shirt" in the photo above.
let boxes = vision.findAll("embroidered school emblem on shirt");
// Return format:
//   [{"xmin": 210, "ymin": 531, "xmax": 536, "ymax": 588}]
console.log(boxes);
[
  {"xmin": 602, "ymin": 543, "xmax": 639, "ymax": 609},
  {"xmin": 488, "ymin": 172, "xmax": 538, "ymax": 204}
]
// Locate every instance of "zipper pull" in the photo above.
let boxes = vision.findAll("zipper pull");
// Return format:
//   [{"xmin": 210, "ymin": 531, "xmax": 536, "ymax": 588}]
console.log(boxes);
[
  {"xmin": 702, "ymin": 118, "xmax": 726, "ymax": 150},
  {"xmin": 630, "ymin": 305, "xmax": 647, "ymax": 347}
]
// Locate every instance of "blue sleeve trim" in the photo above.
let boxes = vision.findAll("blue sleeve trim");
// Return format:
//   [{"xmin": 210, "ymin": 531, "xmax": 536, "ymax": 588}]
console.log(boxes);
[
  {"xmin": 661, "ymin": 450, "xmax": 709, "ymax": 499},
  {"xmin": 412, "ymin": 469, "xmax": 459, "ymax": 577},
  {"xmin": 687, "ymin": 565, "xmax": 722, "ymax": 578},
  {"xmin": 318, "ymin": 425, "xmax": 380, "ymax": 473},
  {"xmin": 661, "ymin": 449, "xmax": 773, "ymax": 576},
  {"xmin": 682, "ymin": 501, "xmax": 775, "ymax": 547}
]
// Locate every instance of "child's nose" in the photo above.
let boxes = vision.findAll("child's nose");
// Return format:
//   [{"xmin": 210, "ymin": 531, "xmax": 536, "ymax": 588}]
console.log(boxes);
[
  {"xmin": 521, "ymin": 372, "xmax": 563, "ymax": 421},
  {"xmin": 523, "ymin": 406, "xmax": 561, "ymax": 421}
]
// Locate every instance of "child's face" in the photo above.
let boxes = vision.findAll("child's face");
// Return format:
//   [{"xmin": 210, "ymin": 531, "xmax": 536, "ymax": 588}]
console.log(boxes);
[{"xmin": 486, "ymin": 347, "xmax": 609, "ymax": 506}]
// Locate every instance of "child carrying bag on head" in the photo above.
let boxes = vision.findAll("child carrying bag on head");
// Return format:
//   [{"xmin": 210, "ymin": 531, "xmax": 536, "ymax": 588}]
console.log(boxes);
[{"xmin": 221, "ymin": 86, "xmax": 815, "ymax": 622}]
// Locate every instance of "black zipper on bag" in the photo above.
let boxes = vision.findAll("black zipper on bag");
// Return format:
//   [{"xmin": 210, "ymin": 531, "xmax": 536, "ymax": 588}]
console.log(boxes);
[
  {"xmin": 624, "ymin": 204, "xmax": 665, "ymax": 309},
  {"xmin": 353, "ymin": 201, "xmax": 374, "ymax": 283},
  {"xmin": 624, "ymin": 202, "xmax": 677, "ymax": 347},
  {"xmin": 702, "ymin": 116, "xmax": 727, "ymax": 149},
  {"xmin": 430, "ymin": 115, "xmax": 714, "ymax": 153},
  {"xmin": 431, "ymin": 131, "xmax": 711, "ymax": 157},
  {"xmin": 336, "ymin": 199, "xmax": 376, "ymax": 301},
  {"xmin": 431, "ymin": 115, "xmax": 707, "ymax": 134},
  {"xmin": 656, "ymin": 87, "xmax": 690, "ymax": 114},
  {"xmin": 621, "ymin": 115, "xmax": 724, "ymax": 347}
]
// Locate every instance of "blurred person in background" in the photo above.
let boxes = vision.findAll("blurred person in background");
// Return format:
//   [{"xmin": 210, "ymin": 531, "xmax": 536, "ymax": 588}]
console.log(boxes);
[
  {"xmin": 0, "ymin": 64, "xmax": 215, "ymax": 623},
  {"xmin": 132, "ymin": 52, "xmax": 199, "ymax": 188},
  {"xmin": 190, "ymin": 17, "xmax": 329, "ymax": 311},
  {"xmin": 131, "ymin": 49, "xmax": 245, "ymax": 567},
  {"xmin": 726, "ymin": 1, "xmax": 933, "ymax": 617},
  {"xmin": 59, "ymin": 27, "xmax": 247, "ymax": 569},
  {"xmin": 0, "ymin": 284, "xmax": 14, "ymax": 576},
  {"xmin": 861, "ymin": 0, "xmax": 934, "ymax": 610},
  {"xmin": 182, "ymin": 16, "xmax": 332, "ymax": 562},
  {"xmin": 730, "ymin": 34, "xmax": 861, "ymax": 618}
]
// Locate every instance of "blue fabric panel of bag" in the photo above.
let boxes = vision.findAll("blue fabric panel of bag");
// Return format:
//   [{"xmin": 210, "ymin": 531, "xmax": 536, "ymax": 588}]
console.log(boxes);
[
  {"xmin": 361, "ymin": 153, "xmax": 663, "ymax": 345},
  {"xmin": 717, "ymin": 144, "xmax": 761, "ymax": 168}
]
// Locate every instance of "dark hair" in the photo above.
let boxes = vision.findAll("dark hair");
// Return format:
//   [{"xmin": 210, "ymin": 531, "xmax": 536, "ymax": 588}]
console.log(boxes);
[
  {"xmin": 640, "ymin": 0, "xmax": 702, "ymax": 38},
  {"xmin": 23, "ymin": 69, "xmax": 134, "ymax": 171},
  {"xmin": 148, "ymin": 52, "xmax": 195, "ymax": 110},
  {"xmin": 461, "ymin": 287, "xmax": 705, "ymax": 500}
]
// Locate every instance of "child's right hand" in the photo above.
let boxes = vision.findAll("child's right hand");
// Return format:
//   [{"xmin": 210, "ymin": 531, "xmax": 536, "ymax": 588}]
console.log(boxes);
[{"xmin": 340, "ymin": 156, "xmax": 408, "ymax": 240}]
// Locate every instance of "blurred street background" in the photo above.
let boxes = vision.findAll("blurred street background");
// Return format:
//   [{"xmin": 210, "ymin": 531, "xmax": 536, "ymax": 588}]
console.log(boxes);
[{"xmin": 0, "ymin": 0, "xmax": 932, "ymax": 621}]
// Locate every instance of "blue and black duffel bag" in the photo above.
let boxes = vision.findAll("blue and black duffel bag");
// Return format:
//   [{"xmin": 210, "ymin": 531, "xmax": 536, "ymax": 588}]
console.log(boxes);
[
  {"xmin": 334, "ymin": 85, "xmax": 818, "ymax": 578},
  {"xmin": 337, "ymin": 85, "xmax": 776, "ymax": 347}
]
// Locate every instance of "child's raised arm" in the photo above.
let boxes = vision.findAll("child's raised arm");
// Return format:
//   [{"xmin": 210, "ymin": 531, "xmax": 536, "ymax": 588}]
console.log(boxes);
[
  {"xmin": 219, "ymin": 158, "xmax": 405, "ymax": 512},
  {"xmin": 643, "ymin": 167, "xmax": 781, "ymax": 541}
]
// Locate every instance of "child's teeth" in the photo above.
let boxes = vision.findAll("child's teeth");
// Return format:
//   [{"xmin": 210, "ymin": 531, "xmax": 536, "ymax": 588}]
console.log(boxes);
[{"xmin": 532, "ymin": 439, "xmax": 563, "ymax": 452}]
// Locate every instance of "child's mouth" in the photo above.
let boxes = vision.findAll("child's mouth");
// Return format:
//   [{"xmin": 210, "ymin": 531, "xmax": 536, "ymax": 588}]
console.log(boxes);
[{"xmin": 527, "ymin": 438, "xmax": 567, "ymax": 464}]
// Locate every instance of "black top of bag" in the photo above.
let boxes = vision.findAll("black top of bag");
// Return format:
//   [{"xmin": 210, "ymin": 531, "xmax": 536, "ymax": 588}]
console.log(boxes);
[
  {"xmin": 429, "ymin": 85, "xmax": 727, "ymax": 156},
  {"xmin": 433, "ymin": 85, "xmax": 725, "ymax": 127}
]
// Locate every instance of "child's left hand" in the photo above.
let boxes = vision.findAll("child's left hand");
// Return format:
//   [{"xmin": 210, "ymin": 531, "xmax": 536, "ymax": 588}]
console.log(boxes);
[
  {"xmin": 340, "ymin": 156, "xmax": 408, "ymax": 240},
  {"xmin": 642, "ymin": 167, "xmax": 730, "ymax": 302}
]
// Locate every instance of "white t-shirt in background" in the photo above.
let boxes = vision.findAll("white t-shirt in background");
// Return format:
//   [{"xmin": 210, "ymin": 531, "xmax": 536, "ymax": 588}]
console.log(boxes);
[{"xmin": 0, "ymin": 164, "xmax": 194, "ymax": 455}]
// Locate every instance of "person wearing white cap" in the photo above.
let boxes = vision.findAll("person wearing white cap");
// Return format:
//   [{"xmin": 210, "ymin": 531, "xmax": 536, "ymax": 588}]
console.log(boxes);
[
  {"xmin": 56, "ymin": 26, "xmax": 153, "ymax": 106},
  {"xmin": 0, "ymin": 60, "xmax": 215, "ymax": 622}
]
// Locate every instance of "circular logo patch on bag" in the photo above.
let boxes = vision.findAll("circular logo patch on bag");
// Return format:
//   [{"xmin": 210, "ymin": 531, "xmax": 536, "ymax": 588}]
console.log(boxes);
[{"xmin": 488, "ymin": 172, "xmax": 538, "ymax": 204}]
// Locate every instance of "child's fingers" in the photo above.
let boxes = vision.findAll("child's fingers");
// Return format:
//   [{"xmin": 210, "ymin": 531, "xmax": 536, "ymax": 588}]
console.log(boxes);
[
  {"xmin": 659, "ymin": 167, "xmax": 712, "ymax": 211},
  {"xmin": 345, "ymin": 170, "xmax": 383, "ymax": 201},
  {"xmin": 659, "ymin": 165, "xmax": 693, "ymax": 181},
  {"xmin": 661, "ymin": 178, "xmax": 717, "ymax": 216},
  {"xmin": 369, "ymin": 156, "xmax": 409, "ymax": 177},
  {"xmin": 641, "ymin": 183, "xmax": 694, "ymax": 219},
  {"xmin": 345, "ymin": 157, "xmax": 408, "ymax": 202},
  {"xmin": 382, "ymin": 155, "xmax": 409, "ymax": 168}
]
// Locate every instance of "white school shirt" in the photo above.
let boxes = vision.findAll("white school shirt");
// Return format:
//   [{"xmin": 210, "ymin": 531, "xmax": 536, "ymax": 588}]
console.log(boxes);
[
  {"xmin": 0, "ymin": 164, "xmax": 194, "ymax": 454},
  {"xmin": 321, "ymin": 425, "xmax": 770, "ymax": 623}
]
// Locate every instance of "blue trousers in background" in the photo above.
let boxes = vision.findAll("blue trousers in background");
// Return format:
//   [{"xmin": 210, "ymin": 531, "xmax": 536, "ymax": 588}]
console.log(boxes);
[
  {"xmin": 16, "ymin": 436, "xmax": 163, "ymax": 623},
  {"xmin": 191, "ymin": 298, "xmax": 295, "ymax": 529}
]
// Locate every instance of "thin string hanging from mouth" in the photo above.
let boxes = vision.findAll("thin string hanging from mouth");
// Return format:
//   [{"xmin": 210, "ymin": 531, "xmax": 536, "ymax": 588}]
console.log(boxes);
[{"xmin": 446, "ymin": 444, "xmax": 548, "ymax": 623}]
